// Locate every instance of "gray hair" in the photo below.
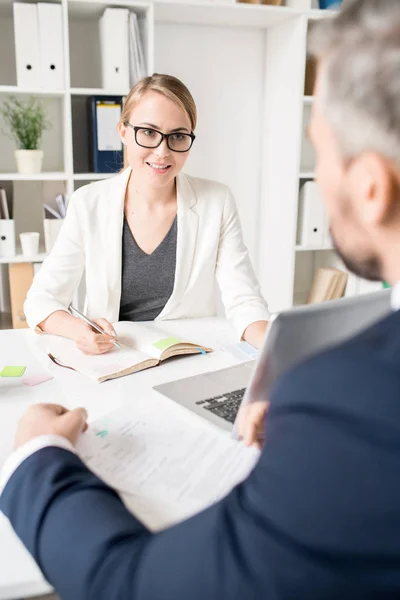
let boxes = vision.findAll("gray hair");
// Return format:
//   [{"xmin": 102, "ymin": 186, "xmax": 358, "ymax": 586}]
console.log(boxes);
[{"xmin": 308, "ymin": 0, "xmax": 400, "ymax": 165}]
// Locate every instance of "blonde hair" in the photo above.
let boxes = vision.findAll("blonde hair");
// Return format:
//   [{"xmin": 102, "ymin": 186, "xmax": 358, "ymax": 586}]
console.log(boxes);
[{"xmin": 120, "ymin": 73, "xmax": 197, "ymax": 131}]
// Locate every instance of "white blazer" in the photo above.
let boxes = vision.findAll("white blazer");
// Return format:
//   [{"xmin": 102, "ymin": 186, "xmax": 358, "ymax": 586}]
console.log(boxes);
[{"xmin": 25, "ymin": 168, "xmax": 269, "ymax": 338}]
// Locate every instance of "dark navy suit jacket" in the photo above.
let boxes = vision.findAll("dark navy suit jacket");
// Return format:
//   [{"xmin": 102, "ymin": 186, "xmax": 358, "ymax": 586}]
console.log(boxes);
[{"xmin": 2, "ymin": 310, "xmax": 400, "ymax": 599}]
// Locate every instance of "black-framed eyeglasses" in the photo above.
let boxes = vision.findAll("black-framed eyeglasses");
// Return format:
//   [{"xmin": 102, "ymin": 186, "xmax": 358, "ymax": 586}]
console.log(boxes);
[{"xmin": 124, "ymin": 122, "xmax": 195, "ymax": 153}]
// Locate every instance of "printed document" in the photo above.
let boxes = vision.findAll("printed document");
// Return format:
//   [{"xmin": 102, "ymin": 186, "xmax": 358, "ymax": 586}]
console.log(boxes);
[{"xmin": 76, "ymin": 396, "xmax": 259, "ymax": 530}]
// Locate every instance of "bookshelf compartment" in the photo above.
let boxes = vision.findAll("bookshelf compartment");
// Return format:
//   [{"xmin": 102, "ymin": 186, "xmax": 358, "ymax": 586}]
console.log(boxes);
[
  {"xmin": 0, "ymin": 95, "xmax": 65, "ymax": 174},
  {"xmin": 0, "ymin": 13, "xmax": 17, "ymax": 87}
]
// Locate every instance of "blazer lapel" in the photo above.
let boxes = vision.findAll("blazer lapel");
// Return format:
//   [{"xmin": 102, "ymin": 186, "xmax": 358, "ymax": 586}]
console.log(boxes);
[
  {"xmin": 104, "ymin": 167, "xmax": 131, "ymax": 319},
  {"xmin": 158, "ymin": 173, "xmax": 199, "ymax": 318}
]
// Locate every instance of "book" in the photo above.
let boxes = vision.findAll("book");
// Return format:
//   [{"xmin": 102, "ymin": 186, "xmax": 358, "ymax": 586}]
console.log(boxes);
[
  {"xmin": 307, "ymin": 267, "xmax": 348, "ymax": 304},
  {"xmin": 45, "ymin": 321, "xmax": 213, "ymax": 383}
]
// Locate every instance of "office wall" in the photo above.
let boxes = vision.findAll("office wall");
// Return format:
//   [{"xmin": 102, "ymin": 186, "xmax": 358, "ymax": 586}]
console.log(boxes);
[{"xmin": 155, "ymin": 22, "xmax": 265, "ymax": 272}]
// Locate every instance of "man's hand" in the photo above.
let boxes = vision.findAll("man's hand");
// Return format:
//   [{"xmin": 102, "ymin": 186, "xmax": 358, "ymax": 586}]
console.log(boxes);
[
  {"xmin": 237, "ymin": 401, "xmax": 269, "ymax": 450},
  {"xmin": 15, "ymin": 404, "xmax": 88, "ymax": 450}
]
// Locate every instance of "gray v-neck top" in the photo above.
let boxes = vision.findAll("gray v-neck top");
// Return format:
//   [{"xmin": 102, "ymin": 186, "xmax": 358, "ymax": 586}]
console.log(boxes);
[{"xmin": 119, "ymin": 216, "xmax": 177, "ymax": 322}]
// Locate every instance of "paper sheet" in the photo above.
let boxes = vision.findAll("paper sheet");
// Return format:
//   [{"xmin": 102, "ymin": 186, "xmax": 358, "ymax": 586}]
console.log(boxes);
[
  {"xmin": 76, "ymin": 397, "xmax": 259, "ymax": 531},
  {"xmin": 45, "ymin": 335, "xmax": 152, "ymax": 382}
]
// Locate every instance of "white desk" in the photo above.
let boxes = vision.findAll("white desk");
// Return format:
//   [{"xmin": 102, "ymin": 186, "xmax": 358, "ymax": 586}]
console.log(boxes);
[{"xmin": 0, "ymin": 318, "xmax": 244, "ymax": 600}]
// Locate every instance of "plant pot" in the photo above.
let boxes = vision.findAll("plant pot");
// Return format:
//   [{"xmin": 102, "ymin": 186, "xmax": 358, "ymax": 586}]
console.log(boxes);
[{"xmin": 14, "ymin": 149, "xmax": 43, "ymax": 174}]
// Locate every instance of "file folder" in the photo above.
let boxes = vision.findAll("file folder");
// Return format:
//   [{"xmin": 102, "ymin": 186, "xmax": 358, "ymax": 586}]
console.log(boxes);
[
  {"xmin": 99, "ymin": 8, "xmax": 130, "ymax": 92},
  {"xmin": 298, "ymin": 181, "xmax": 325, "ymax": 247},
  {"xmin": 37, "ymin": 3, "xmax": 65, "ymax": 89},
  {"xmin": 0, "ymin": 220, "xmax": 16, "ymax": 258},
  {"xmin": 88, "ymin": 96, "xmax": 124, "ymax": 173},
  {"xmin": 13, "ymin": 3, "xmax": 41, "ymax": 88}
]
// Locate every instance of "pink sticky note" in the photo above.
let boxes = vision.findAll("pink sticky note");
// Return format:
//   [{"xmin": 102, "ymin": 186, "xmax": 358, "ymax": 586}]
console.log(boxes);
[{"xmin": 22, "ymin": 373, "xmax": 54, "ymax": 387}]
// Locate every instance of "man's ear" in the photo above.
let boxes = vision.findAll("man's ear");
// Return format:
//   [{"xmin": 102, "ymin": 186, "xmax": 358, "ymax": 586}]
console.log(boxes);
[{"xmin": 347, "ymin": 153, "xmax": 393, "ymax": 226}]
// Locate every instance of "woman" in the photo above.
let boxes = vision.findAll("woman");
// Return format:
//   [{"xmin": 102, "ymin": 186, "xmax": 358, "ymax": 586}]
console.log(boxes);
[{"xmin": 24, "ymin": 74, "xmax": 269, "ymax": 354}]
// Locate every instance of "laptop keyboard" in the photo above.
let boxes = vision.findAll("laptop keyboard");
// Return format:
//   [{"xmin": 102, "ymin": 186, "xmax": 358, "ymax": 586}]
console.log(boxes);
[{"xmin": 195, "ymin": 388, "xmax": 246, "ymax": 424}]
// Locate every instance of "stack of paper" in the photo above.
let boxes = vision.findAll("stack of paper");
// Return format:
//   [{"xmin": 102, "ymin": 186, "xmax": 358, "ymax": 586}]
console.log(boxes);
[
  {"xmin": 129, "ymin": 12, "xmax": 146, "ymax": 85},
  {"xmin": 0, "ymin": 189, "xmax": 10, "ymax": 220},
  {"xmin": 307, "ymin": 267, "xmax": 348, "ymax": 304},
  {"xmin": 43, "ymin": 193, "xmax": 66, "ymax": 253}
]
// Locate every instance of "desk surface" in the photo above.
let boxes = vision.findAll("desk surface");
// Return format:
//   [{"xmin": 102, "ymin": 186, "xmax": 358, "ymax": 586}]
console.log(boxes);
[{"xmin": 0, "ymin": 318, "xmax": 244, "ymax": 600}]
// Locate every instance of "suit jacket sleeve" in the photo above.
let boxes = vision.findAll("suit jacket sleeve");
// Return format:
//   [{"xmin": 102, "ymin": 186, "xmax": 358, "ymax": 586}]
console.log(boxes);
[
  {"xmin": 1, "ymin": 350, "xmax": 398, "ymax": 600},
  {"xmin": 24, "ymin": 190, "xmax": 86, "ymax": 329},
  {"xmin": 215, "ymin": 188, "xmax": 269, "ymax": 338}
]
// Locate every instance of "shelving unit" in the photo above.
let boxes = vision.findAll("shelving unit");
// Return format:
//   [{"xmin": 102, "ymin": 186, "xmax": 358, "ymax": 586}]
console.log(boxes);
[{"xmin": 0, "ymin": 0, "xmax": 348, "ymax": 329}]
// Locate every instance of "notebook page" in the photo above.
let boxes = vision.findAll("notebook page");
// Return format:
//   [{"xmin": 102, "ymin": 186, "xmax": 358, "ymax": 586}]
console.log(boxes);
[
  {"xmin": 46, "ymin": 335, "xmax": 151, "ymax": 382},
  {"xmin": 113, "ymin": 321, "xmax": 188, "ymax": 360},
  {"xmin": 76, "ymin": 397, "xmax": 259, "ymax": 530}
]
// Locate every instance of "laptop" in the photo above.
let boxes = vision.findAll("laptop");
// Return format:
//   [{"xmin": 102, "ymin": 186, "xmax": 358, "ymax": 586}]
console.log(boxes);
[{"xmin": 153, "ymin": 289, "xmax": 392, "ymax": 434}]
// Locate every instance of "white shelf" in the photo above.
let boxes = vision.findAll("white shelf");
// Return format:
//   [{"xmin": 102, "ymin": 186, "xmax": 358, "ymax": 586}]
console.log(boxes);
[
  {"xmin": 153, "ymin": 1, "xmax": 335, "ymax": 28},
  {"xmin": 0, "ymin": 86, "xmax": 65, "ymax": 97},
  {"xmin": 299, "ymin": 171, "xmax": 315, "ymax": 179},
  {"xmin": 0, "ymin": 252, "xmax": 47, "ymax": 265},
  {"xmin": 303, "ymin": 95, "xmax": 314, "ymax": 104},
  {"xmin": 154, "ymin": 1, "xmax": 300, "ymax": 28},
  {"xmin": 70, "ymin": 87, "xmax": 129, "ymax": 96},
  {"xmin": 73, "ymin": 173, "xmax": 116, "ymax": 180},
  {"xmin": 295, "ymin": 245, "xmax": 334, "ymax": 252},
  {"xmin": 0, "ymin": 172, "xmax": 68, "ymax": 181},
  {"xmin": 68, "ymin": 0, "xmax": 150, "ymax": 18}
]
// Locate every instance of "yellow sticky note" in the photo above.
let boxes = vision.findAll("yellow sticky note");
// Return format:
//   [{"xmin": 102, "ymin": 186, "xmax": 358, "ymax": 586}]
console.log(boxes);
[
  {"xmin": 153, "ymin": 337, "xmax": 181, "ymax": 351},
  {"xmin": 1, "ymin": 366, "xmax": 26, "ymax": 377}
]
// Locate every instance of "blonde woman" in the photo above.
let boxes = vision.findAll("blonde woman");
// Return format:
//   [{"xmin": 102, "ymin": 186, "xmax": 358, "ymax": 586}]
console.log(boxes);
[{"xmin": 24, "ymin": 74, "xmax": 269, "ymax": 354}]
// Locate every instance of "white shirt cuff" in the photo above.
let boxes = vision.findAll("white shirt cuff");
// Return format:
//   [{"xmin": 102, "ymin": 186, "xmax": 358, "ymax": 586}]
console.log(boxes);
[{"xmin": 0, "ymin": 435, "xmax": 76, "ymax": 495}]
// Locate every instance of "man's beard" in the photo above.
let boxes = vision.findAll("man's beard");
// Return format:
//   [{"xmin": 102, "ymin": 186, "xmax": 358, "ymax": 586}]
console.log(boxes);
[{"xmin": 330, "ymin": 228, "xmax": 382, "ymax": 281}]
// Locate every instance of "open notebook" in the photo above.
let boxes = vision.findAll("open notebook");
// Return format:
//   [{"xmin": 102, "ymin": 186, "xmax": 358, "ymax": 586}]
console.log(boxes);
[{"xmin": 46, "ymin": 321, "xmax": 212, "ymax": 383}]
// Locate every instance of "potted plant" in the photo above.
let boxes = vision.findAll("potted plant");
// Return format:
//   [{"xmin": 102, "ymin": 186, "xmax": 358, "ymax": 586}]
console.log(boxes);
[{"xmin": 0, "ymin": 96, "xmax": 51, "ymax": 174}]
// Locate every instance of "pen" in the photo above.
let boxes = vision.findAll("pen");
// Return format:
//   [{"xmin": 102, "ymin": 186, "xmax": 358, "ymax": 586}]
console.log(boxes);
[{"xmin": 69, "ymin": 304, "xmax": 121, "ymax": 348}]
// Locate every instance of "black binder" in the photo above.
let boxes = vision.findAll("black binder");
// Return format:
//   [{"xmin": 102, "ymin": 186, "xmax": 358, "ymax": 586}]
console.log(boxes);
[{"xmin": 88, "ymin": 96, "xmax": 124, "ymax": 173}]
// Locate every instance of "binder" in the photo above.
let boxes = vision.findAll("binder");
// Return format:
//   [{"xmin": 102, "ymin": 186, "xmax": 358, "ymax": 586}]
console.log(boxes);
[
  {"xmin": 37, "ymin": 3, "xmax": 65, "ymax": 89},
  {"xmin": 0, "ymin": 220, "xmax": 16, "ymax": 258},
  {"xmin": 322, "ymin": 210, "xmax": 333, "ymax": 249},
  {"xmin": 99, "ymin": 8, "xmax": 130, "ymax": 92},
  {"xmin": 88, "ymin": 96, "xmax": 124, "ymax": 173},
  {"xmin": 13, "ymin": 3, "xmax": 41, "ymax": 88},
  {"xmin": 298, "ymin": 181, "xmax": 325, "ymax": 247}
]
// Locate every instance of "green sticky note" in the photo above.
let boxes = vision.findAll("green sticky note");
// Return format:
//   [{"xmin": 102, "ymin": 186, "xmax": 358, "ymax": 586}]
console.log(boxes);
[
  {"xmin": 1, "ymin": 366, "xmax": 26, "ymax": 377},
  {"xmin": 153, "ymin": 337, "xmax": 181, "ymax": 351}
]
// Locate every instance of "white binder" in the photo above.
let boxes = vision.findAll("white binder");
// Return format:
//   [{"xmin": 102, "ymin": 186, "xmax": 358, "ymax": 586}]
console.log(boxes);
[
  {"xmin": 298, "ymin": 181, "xmax": 325, "ymax": 247},
  {"xmin": 13, "ymin": 3, "xmax": 41, "ymax": 88},
  {"xmin": 37, "ymin": 3, "xmax": 65, "ymax": 89},
  {"xmin": 99, "ymin": 8, "xmax": 130, "ymax": 92},
  {"xmin": 0, "ymin": 220, "xmax": 16, "ymax": 258}
]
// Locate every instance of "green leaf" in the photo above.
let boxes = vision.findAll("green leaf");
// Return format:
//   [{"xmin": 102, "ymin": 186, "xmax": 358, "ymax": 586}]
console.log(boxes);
[{"xmin": 0, "ymin": 95, "xmax": 51, "ymax": 150}]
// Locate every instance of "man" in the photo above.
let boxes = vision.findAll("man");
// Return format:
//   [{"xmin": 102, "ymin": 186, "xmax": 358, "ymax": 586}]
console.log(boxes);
[{"xmin": 2, "ymin": 1, "xmax": 400, "ymax": 597}]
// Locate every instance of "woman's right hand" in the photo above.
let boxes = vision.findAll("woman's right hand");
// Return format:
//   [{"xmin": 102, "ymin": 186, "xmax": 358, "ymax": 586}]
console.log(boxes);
[{"xmin": 75, "ymin": 318, "xmax": 117, "ymax": 355}]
